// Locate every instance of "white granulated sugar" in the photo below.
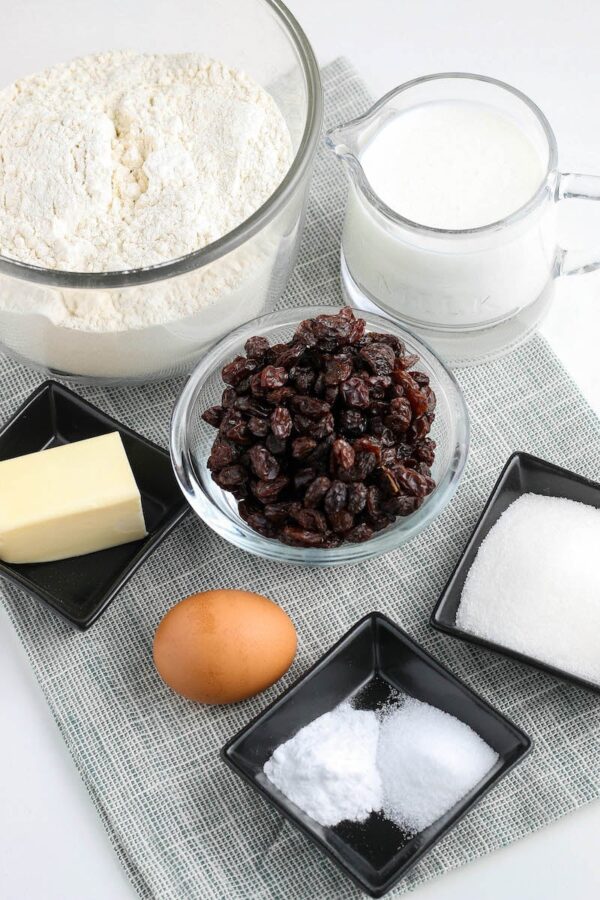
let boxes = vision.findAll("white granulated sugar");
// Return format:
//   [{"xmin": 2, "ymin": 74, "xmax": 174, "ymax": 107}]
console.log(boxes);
[
  {"xmin": 457, "ymin": 493, "xmax": 600, "ymax": 685},
  {"xmin": 377, "ymin": 697, "xmax": 499, "ymax": 833},
  {"xmin": 263, "ymin": 703, "xmax": 383, "ymax": 827},
  {"xmin": 0, "ymin": 50, "xmax": 291, "ymax": 273}
]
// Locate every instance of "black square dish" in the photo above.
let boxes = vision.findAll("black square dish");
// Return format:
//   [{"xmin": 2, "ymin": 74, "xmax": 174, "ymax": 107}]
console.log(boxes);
[
  {"xmin": 431, "ymin": 451, "xmax": 600, "ymax": 694},
  {"xmin": 0, "ymin": 381, "xmax": 188, "ymax": 629},
  {"xmin": 222, "ymin": 612, "xmax": 531, "ymax": 897}
]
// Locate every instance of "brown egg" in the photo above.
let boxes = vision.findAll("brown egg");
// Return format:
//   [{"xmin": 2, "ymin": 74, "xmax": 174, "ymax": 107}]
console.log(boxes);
[{"xmin": 153, "ymin": 589, "xmax": 297, "ymax": 704}]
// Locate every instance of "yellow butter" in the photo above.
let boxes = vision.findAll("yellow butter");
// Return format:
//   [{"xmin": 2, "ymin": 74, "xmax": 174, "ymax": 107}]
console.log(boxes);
[{"xmin": 0, "ymin": 432, "xmax": 147, "ymax": 564}]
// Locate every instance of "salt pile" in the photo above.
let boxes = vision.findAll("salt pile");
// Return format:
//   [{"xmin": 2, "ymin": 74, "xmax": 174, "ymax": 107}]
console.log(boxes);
[
  {"xmin": 377, "ymin": 697, "xmax": 499, "ymax": 832},
  {"xmin": 263, "ymin": 696, "xmax": 498, "ymax": 832},
  {"xmin": 457, "ymin": 493, "xmax": 600, "ymax": 685}
]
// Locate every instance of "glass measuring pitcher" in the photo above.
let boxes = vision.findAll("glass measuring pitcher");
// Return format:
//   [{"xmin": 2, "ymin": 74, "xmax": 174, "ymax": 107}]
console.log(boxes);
[{"xmin": 326, "ymin": 73, "xmax": 600, "ymax": 366}]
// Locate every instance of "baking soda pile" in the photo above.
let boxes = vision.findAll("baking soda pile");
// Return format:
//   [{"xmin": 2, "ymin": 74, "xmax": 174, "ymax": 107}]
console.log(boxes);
[
  {"xmin": 264, "ymin": 704, "xmax": 383, "ymax": 827},
  {"xmin": 457, "ymin": 493, "xmax": 600, "ymax": 685},
  {"xmin": 263, "ymin": 696, "xmax": 498, "ymax": 831}
]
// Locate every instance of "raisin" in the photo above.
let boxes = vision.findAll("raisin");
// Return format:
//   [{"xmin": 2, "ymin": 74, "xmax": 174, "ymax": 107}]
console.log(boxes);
[
  {"xmin": 396, "ymin": 352, "xmax": 420, "ymax": 370},
  {"xmin": 201, "ymin": 406, "xmax": 224, "ymax": 428},
  {"xmin": 291, "ymin": 508, "xmax": 328, "ymax": 533},
  {"xmin": 345, "ymin": 522, "xmax": 374, "ymax": 543},
  {"xmin": 212, "ymin": 465, "xmax": 247, "ymax": 489},
  {"xmin": 246, "ymin": 512, "xmax": 276, "ymax": 538},
  {"xmin": 292, "ymin": 436, "xmax": 317, "ymax": 459},
  {"xmin": 207, "ymin": 440, "xmax": 238, "ymax": 471},
  {"xmin": 264, "ymin": 501, "xmax": 302, "ymax": 525},
  {"xmin": 328, "ymin": 509, "xmax": 354, "ymax": 533},
  {"xmin": 221, "ymin": 387, "xmax": 237, "ymax": 409},
  {"xmin": 353, "ymin": 436, "xmax": 382, "ymax": 463},
  {"xmin": 291, "ymin": 395, "xmax": 331, "ymax": 418},
  {"xmin": 353, "ymin": 452, "xmax": 378, "ymax": 480},
  {"xmin": 324, "ymin": 480, "xmax": 348, "ymax": 515},
  {"xmin": 340, "ymin": 377, "xmax": 370, "ymax": 409},
  {"xmin": 245, "ymin": 335, "xmax": 270, "ymax": 360},
  {"xmin": 416, "ymin": 439, "xmax": 436, "ymax": 465},
  {"xmin": 363, "ymin": 331, "xmax": 404, "ymax": 352},
  {"xmin": 409, "ymin": 371, "xmax": 430, "ymax": 387},
  {"xmin": 248, "ymin": 373, "xmax": 265, "ymax": 397},
  {"xmin": 274, "ymin": 342, "xmax": 306, "ymax": 369},
  {"xmin": 359, "ymin": 342, "xmax": 396, "ymax": 375},
  {"xmin": 407, "ymin": 416, "xmax": 432, "ymax": 441},
  {"xmin": 385, "ymin": 397, "xmax": 412, "ymax": 433},
  {"xmin": 311, "ymin": 308, "xmax": 359, "ymax": 346},
  {"xmin": 331, "ymin": 438, "xmax": 355, "ymax": 471},
  {"xmin": 377, "ymin": 466, "xmax": 401, "ymax": 496},
  {"xmin": 384, "ymin": 495, "xmax": 421, "ymax": 517},
  {"xmin": 368, "ymin": 375, "xmax": 392, "ymax": 400},
  {"xmin": 220, "ymin": 411, "xmax": 252, "ymax": 445},
  {"xmin": 248, "ymin": 445, "xmax": 280, "ymax": 481},
  {"xmin": 296, "ymin": 413, "xmax": 334, "ymax": 440},
  {"xmin": 266, "ymin": 386, "xmax": 296, "ymax": 405},
  {"xmin": 280, "ymin": 526, "xmax": 330, "ymax": 548},
  {"xmin": 251, "ymin": 475, "xmax": 289, "ymax": 503},
  {"xmin": 393, "ymin": 465, "xmax": 429, "ymax": 498},
  {"xmin": 233, "ymin": 395, "xmax": 269, "ymax": 416},
  {"xmin": 422, "ymin": 385, "xmax": 437, "ymax": 413},
  {"xmin": 323, "ymin": 354, "xmax": 353, "ymax": 385},
  {"xmin": 393, "ymin": 369, "xmax": 429, "ymax": 417},
  {"xmin": 221, "ymin": 356, "xmax": 257, "ymax": 386},
  {"xmin": 293, "ymin": 319, "xmax": 317, "ymax": 347},
  {"xmin": 290, "ymin": 366, "xmax": 316, "ymax": 394},
  {"xmin": 247, "ymin": 416, "xmax": 269, "ymax": 438},
  {"xmin": 347, "ymin": 483, "xmax": 367, "ymax": 514},
  {"xmin": 271, "ymin": 406, "xmax": 293, "ymax": 440},
  {"xmin": 338, "ymin": 409, "xmax": 367, "ymax": 437},
  {"xmin": 369, "ymin": 513, "xmax": 395, "ymax": 532},
  {"xmin": 303, "ymin": 476, "xmax": 331, "ymax": 508},
  {"xmin": 260, "ymin": 365, "xmax": 288, "ymax": 390}
]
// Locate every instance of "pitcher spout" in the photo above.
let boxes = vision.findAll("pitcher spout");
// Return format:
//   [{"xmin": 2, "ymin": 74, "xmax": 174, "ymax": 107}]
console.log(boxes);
[
  {"xmin": 325, "ymin": 121, "xmax": 362, "ymax": 163},
  {"xmin": 326, "ymin": 99, "xmax": 396, "ymax": 185}
]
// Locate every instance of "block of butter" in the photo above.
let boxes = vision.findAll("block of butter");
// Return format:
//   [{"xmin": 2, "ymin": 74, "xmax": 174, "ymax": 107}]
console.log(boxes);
[{"xmin": 0, "ymin": 432, "xmax": 147, "ymax": 564}]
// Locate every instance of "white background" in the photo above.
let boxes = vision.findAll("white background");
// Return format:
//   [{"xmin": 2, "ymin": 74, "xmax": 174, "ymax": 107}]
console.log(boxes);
[{"xmin": 2, "ymin": 1, "xmax": 600, "ymax": 898}]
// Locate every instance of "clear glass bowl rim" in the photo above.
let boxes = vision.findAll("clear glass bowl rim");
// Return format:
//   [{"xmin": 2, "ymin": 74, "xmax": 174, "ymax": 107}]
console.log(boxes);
[
  {"xmin": 170, "ymin": 306, "xmax": 470, "ymax": 566},
  {"xmin": 326, "ymin": 71, "xmax": 558, "ymax": 238},
  {"xmin": 0, "ymin": 0, "xmax": 323, "ymax": 290}
]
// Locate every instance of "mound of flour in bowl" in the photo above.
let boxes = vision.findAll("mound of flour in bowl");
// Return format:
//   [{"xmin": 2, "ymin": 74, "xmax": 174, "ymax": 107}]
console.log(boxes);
[
  {"xmin": 0, "ymin": 51, "xmax": 293, "ymax": 376},
  {"xmin": 0, "ymin": 50, "xmax": 292, "ymax": 272}
]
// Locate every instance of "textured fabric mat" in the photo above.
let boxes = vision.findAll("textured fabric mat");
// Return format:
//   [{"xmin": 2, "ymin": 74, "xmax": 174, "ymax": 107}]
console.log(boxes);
[{"xmin": 2, "ymin": 58, "xmax": 600, "ymax": 899}]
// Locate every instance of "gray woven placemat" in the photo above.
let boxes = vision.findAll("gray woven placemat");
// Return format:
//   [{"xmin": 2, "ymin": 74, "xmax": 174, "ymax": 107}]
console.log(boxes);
[{"xmin": 2, "ymin": 58, "xmax": 600, "ymax": 900}]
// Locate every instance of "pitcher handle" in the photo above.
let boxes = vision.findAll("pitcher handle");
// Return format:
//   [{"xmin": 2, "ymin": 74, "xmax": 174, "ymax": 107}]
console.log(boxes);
[{"xmin": 557, "ymin": 172, "xmax": 600, "ymax": 276}]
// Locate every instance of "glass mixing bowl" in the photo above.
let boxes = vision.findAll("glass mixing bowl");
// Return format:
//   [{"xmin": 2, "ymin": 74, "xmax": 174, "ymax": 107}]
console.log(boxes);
[
  {"xmin": 0, "ymin": 0, "xmax": 322, "ymax": 384},
  {"xmin": 170, "ymin": 307, "xmax": 470, "ymax": 567}
]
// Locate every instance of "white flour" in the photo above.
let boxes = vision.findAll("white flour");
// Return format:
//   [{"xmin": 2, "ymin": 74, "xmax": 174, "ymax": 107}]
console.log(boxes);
[
  {"xmin": 0, "ymin": 51, "xmax": 293, "ymax": 376},
  {"xmin": 0, "ymin": 50, "xmax": 291, "ymax": 273}
]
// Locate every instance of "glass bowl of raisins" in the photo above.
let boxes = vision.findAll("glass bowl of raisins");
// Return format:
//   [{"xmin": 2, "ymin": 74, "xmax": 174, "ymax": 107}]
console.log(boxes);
[{"xmin": 170, "ymin": 307, "xmax": 469, "ymax": 566}]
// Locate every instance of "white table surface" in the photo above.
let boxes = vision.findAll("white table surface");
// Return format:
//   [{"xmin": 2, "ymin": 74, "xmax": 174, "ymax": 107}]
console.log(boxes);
[{"xmin": 2, "ymin": 1, "xmax": 600, "ymax": 898}]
